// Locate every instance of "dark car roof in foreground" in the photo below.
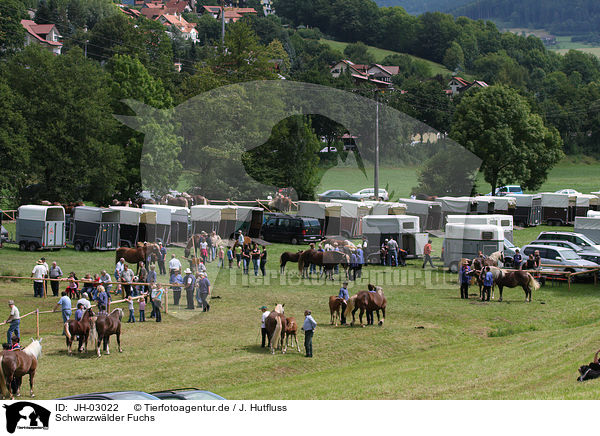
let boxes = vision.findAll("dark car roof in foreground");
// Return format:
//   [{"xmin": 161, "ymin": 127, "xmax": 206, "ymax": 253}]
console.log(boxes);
[
  {"xmin": 56, "ymin": 391, "xmax": 160, "ymax": 400},
  {"xmin": 151, "ymin": 389, "xmax": 226, "ymax": 400}
]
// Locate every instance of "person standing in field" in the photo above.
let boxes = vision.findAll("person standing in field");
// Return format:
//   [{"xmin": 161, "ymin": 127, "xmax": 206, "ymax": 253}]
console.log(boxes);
[
  {"xmin": 99, "ymin": 270, "xmax": 112, "ymax": 295},
  {"xmin": 139, "ymin": 295, "xmax": 146, "ymax": 322},
  {"xmin": 251, "ymin": 243, "xmax": 261, "ymax": 276},
  {"xmin": 422, "ymin": 240, "xmax": 435, "ymax": 269},
  {"xmin": 169, "ymin": 254, "xmax": 182, "ymax": 275},
  {"xmin": 338, "ymin": 282, "xmax": 349, "ymax": 325},
  {"xmin": 302, "ymin": 310, "xmax": 317, "ymax": 358},
  {"xmin": 157, "ymin": 242, "xmax": 167, "ymax": 275},
  {"xmin": 482, "ymin": 266, "xmax": 493, "ymax": 302},
  {"xmin": 150, "ymin": 284, "xmax": 164, "ymax": 322},
  {"xmin": 227, "ymin": 246, "xmax": 234, "ymax": 268},
  {"xmin": 5, "ymin": 300, "xmax": 20, "ymax": 347},
  {"xmin": 127, "ymin": 296, "xmax": 135, "ymax": 323},
  {"xmin": 170, "ymin": 269, "xmax": 183, "ymax": 306},
  {"xmin": 196, "ymin": 272, "xmax": 211, "ymax": 312},
  {"xmin": 121, "ymin": 263, "xmax": 134, "ymax": 298},
  {"xmin": 260, "ymin": 246, "xmax": 267, "ymax": 276},
  {"xmin": 54, "ymin": 291, "xmax": 72, "ymax": 323},
  {"xmin": 183, "ymin": 268, "xmax": 196, "ymax": 310},
  {"xmin": 459, "ymin": 261, "xmax": 470, "ymax": 299},
  {"xmin": 31, "ymin": 260, "xmax": 46, "ymax": 298},
  {"xmin": 217, "ymin": 246, "xmax": 225, "ymax": 268},
  {"xmin": 49, "ymin": 261, "xmax": 63, "ymax": 297}
]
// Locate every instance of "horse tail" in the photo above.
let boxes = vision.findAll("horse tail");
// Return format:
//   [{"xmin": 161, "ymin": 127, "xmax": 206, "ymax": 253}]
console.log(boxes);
[
  {"xmin": 528, "ymin": 273, "xmax": 541, "ymax": 291},
  {"xmin": 344, "ymin": 295, "xmax": 356, "ymax": 318},
  {"xmin": 273, "ymin": 316, "xmax": 282, "ymax": 351},
  {"xmin": 89, "ymin": 320, "xmax": 98, "ymax": 349},
  {"xmin": 64, "ymin": 322, "xmax": 71, "ymax": 341},
  {"xmin": 0, "ymin": 354, "xmax": 8, "ymax": 399}
]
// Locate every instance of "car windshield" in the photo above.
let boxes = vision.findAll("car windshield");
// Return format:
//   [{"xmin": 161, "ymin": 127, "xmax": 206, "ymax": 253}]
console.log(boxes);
[
  {"xmin": 576, "ymin": 235, "xmax": 596, "ymax": 246},
  {"xmin": 561, "ymin": 250, "xmax": 581, "ymax": 260},
  {"xmin": 509, "ymin": 187, "xmax": 521, "ymax": 192},
  {"xmin": 504, "ymin": 239, "xmax": 514, "ymax": 248},
  {"xmin": 306, "ymin": 219, "xmax": 321, "ymax": 229}
]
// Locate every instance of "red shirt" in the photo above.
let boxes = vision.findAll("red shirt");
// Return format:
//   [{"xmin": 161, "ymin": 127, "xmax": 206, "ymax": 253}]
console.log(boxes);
[{"xmin": 424, "ymin": 244, "xmax": 432, "ymax": 255}]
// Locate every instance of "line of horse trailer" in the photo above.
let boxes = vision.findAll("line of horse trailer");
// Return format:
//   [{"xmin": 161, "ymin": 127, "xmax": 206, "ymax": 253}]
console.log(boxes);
[{"xmin": 9, "ymin": 191, "xmax": 600, "ymax": 258}]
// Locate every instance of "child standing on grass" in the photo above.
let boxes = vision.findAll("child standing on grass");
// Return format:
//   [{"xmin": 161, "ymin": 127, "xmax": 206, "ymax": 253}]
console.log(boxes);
[
  {"xmin": 218, "ymin": 246, "xmax": 225, "ymax": 268},
  {"xmin": 127, "ymin": 296, "xmax": 135, "ymax": 323},
  {"xmin": 139, "ymin": 295, "xmax": 146, "ymax": 322},
  {"xmin": 227, "ymin": 247, "xmax": 234, "ymax": 268}
]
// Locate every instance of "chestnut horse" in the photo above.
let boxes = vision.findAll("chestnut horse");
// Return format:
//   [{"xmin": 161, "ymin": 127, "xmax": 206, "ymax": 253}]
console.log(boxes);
[
  {"xmin": 329, "ymin": 296, "xmax": 343, "ymax": 326},
  {"xmin": 64, "ymin": 308, "xmax": 96, "ymax": 355},
  {"xmin": 345, "ymin": 285, "xmax": 387, "ymax": 327},
  {"xmin": 495, "ymin": 269, "xmax": 540, "ymax": 302},
  {"xmin": 264, "ymin": 304, "xmax": 287, "ymax": 354},
  {"xmin": 95, "ymin": 308, "xmax": 123, "ymax": 358},
  {"xmin": 285, "ymin": 317, "xmax": 301, "ymax": 353},
  {"xmin": 116, "ymin": 243, "xmax": 159, "ymax": 272},
  {"xmin": 0, "ymin": 339, "xmax": 43, "ymax": 399},
  {"xmin": 280, "ymin": 250, "xmax": 303, "ymax": 273},
  {"xmin": 298, "ymin": 249, "xmax": 349, "ymax": 279}
]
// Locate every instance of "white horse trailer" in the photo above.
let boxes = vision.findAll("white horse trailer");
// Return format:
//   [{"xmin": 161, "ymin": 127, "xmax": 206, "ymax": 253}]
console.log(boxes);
[
  {"xmin": 297, "ymin": 201, "xmax": 342, "ymax": 236},
  {"xmin": 506, "ymin": 194, "xmax": 542, "ymax": 227},
  {"xmin": 442, "ymin": 223, "xmax": 504, "ymax": 273},
  {"xmin": 142, "ymin": 204, "xmax": 189, "ymax": 244},
  {"xmin": 399, "ymin": 198, "xmax": 443, "ymax": 231},
  {"xmin": 70, "ymin": 206, "xmax": 119, "ymax": 251},
  {"xmin": 191, "ymin": 205, "xmax": 226, "ymax": 235},
  {"xmin": 331, "ymin": 199, "xmax": 372, "ymax": 238},
  {"xmin": 362, "ymin": 215, "xmax": 428, "ymax": 263},
  {"xmin": 475, "ymin": 196, "xmax": 516, "ymax": 215},
  {"xmin": 109, "ymin": 206, "xmax": 157, "ymax": 247},
  {"xmin": 438, "ymin": 197, "xmax": 478, "ymax": 223},
  {"xmin": 16, "ymin": 205, "xmax": 66, "ymax": 251},
  {"xmin": 540, "ymin": 193, "xmax": 570, "ymax": 225},
  {"xmin": 575, "ymin": 216, "xmax": 600, "ymax": 244},
  {"xmin": 446, "ymin": 214, "xmax": 514, "ymax": 243}
]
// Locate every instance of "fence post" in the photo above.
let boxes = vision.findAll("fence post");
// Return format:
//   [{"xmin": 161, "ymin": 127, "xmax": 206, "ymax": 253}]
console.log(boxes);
[
  {"xmin": 165, "ymin": 288, "xmax": 169, "ymax": 314},
  {"xmin": 36, "ymin": 309, "xmax": 40, "ymax": 339}
]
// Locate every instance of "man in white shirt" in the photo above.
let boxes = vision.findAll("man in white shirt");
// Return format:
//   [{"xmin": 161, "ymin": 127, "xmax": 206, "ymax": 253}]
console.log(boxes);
[
  {"xmin": 260, "ymin": 306, "xmax": 271, "ymax": 348},
  {"xmin": 77, "ymin": 293, "xmax": 92, "ymax": 310},
  {"xmin": 5, "ymin": 300, "xmax": 20, "ymax": 347},
  {"xmin": 169, "ymin": 254, "xmax": 182, "ymax": 275},
  {"xmin": 31, "ymin": 260, "xmax": 46, "ymax": 298}
]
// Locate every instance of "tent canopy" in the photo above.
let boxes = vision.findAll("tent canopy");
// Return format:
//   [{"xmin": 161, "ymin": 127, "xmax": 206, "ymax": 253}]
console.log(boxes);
[
  {"xmin": 506, "ymin": 194, "xmax": 540, "ymax": 207},
  {"xmin": 438, "ymin": 197, "xmax": 476, "ymax": 213},
  {"xmin": 109, "ymin": 206, "xmax": 156, "ymax": 226},
  {"xmin": 540, "ymin": 193, "xmax": 569, "ymax": 207},
  {"xmin": 191, "ymin": 205, "xmax": 225, "ymax": 222},
  {"xmin": 331, "ymin": 199, "xmax": 372, "ymax": 218}
]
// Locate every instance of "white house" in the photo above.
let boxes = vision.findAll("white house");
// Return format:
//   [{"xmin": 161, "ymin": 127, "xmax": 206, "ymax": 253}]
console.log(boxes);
[{"xmin": 21, "ymin": 19, "xmax": 62, "ymax": 55}]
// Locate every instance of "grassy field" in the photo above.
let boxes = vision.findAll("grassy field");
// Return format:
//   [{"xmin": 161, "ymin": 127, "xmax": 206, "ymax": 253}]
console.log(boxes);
[
  {"xmin": 320, "ymin": 39, "xmax": 456, "ymax": 77},
  {"xmin": 1, "ymin": 220, "xmax": 600, "ymax": 399},
  {"xmin": 317, "ymin": 157, "xmax": 600, "ymax": 199}
]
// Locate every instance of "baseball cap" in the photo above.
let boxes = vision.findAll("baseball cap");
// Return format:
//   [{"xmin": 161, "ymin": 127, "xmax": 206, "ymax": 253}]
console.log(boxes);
[
  {"xmin": 7, "ymin": 300, "xmax": 14, "ymax": 305},
  {"xmin": 259, "ymin": 306, "xmax": 267, "ymax": 310}
]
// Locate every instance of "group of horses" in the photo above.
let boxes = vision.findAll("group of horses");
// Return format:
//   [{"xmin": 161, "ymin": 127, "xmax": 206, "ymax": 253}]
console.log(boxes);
[
  {"xmin": 64, "ymin": 307, "xmax": 123, "ymax": 358},
  {"xmin": 329, "ymin": 284, "xmax": 387, "ymax": 327},
  {"xmin": 466, "ymin": 252, "xmax": 540, "ymax": 302},
  {"xmin": 280, "ymin": 239, "xmax": 356, "ymax": 280},
  {"xmin": 264, "ymin": 304, "xmax": 301, "ymax": 355}
]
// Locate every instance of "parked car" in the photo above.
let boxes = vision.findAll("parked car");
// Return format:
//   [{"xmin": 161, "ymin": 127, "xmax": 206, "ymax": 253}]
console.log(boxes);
[
  {"xmin": 151, "ymin": 389, "xmax": 226, "ymax": 400},
  {"xmin": 536, "ymin": 231, "xmax": 600, "ymax": 251},
  {"xmin": 56, "ymin": 391, "xmax": 160, "ymax": 400},
  {"xmin": 555, "ymin": 189, "xmax": 581, "ymax": 195},
  {"xmin": 317, "ymin": 190, "xmax": 361, "ymax": 202},
  {"xmin": 486, "ymin": 185, "xmax": 523, "ymax": 196},
  {"xmin": 353, "ymin": 188, "xmax": 389, "ymax": 201},
  {"xmin": 262, "ymin": 215, "xmax": 322, "ymax": 245},
  {"xmin": 531, "ymin": 239, "xmax": 600, "ymax": 254},
  {"xmin": 520, "ymin": 244, "xmax": 599, "ymax": 272},
  {"xmin": 319, "ymin": 146, "xmax": 337, "ymax": 153}
]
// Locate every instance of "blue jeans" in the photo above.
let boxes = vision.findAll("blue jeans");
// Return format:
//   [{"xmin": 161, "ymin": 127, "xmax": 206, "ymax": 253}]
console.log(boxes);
[
  {"xmin": 243, "ymin": 258, "xmax": 249, "ymax": 274},
  {"xmin": 128, "ymin": 309, "xmax": 135, "ymax": 323},
  {"xmin": 7, "ymin": 320, "xmax": 20, "ymax": 345},
  {"xmin": 62, "ymin": 310, "xmax": 72, "ymax": 323},
  {"xmin": 253, "ymin": 259, "xmax": 259, "ymax": 275}
]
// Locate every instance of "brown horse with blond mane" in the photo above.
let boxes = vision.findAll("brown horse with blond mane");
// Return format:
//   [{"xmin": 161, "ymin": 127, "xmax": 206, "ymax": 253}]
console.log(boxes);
[
  {"xmin": 0, "ymin": 339, "xmax": 43, "ymax": 399},
  {"xmin": 345, "ymin": 284, "xmax": 387, "ymax": 327},
  {"xmin": 64, "ymin": 307, "xmax": 96, "ymax": 355},
  {"xmin": 264, "ymin": 304, "xmax": 287, "ymax": 354}
]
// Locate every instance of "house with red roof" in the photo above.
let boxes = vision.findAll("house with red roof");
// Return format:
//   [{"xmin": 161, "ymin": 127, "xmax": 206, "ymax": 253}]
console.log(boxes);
[
  {"xmin": 141, "ymin": 0, "xmax": 190, "ymax": 19},
  {"xmin": 157, "ymin": 14, "xmax": 198, "ymax": 42},
  {"xmin": 21, "ymin": 19, "xmax": 62, "ymax": 55},
  {"xmin": 330, "ymin": 60, "xmax": 395, "ymax": 88},
  {"xmin": 447, "ymin": 76, "xmax": 488, "ymax": 96},
  {"xmin": 201, "ymin": 6, "xmax": 257, "ymax": 22}
]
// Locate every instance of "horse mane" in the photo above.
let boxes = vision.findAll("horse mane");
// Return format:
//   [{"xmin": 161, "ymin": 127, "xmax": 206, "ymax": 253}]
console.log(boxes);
[
  {"xmin": 488, "ymin": 251, "xmax": 503, "ymax": 262},
  {"xmin": 110, "ymin": 308, "xmax": 123, "ymax": 320},
  {"xmin": 23, "ymin": 340, "xmax": 42, "ymax": 359}
]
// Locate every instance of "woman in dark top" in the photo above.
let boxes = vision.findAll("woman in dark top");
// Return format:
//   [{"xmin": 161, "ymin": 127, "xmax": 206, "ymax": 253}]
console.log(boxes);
[
  {"xmin": 525, "ymin": 254, "xmax": 536, "ymax": 270},
  {"xmin": 259, "ymin": 246, "xmax": 267, "ymax": 276},
  {"xmin": 242, "ymin": 245, "xmax": 251, "ymax": 275},
  {"xmin": 251, "ymin": 244, "xmax": 261, "ymax": 276}
]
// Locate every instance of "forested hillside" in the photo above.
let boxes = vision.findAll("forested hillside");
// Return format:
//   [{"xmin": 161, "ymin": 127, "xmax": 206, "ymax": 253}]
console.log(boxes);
[
  {"xmin": 451, "ymin": 0, "xmax": 600, "ymax": 35},
  {"xmin": 372, "ymin": 0, "xmax": 467, "ymax": 15}
]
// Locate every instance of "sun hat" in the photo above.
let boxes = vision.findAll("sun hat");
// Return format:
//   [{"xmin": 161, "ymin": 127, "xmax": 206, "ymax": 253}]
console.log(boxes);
[
  {"xmin": 7, "ymin": 300, "xmax": 14, "ymax": 305},
  {"xmin": 184, "ymin": 268, "xmax": 192, "ymax": 274}
]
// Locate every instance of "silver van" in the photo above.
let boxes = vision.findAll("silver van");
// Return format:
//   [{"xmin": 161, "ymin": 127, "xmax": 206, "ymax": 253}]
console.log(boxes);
[{"xmin": 521, "ymin": 244, "xmax": 599, "ymax": 272}]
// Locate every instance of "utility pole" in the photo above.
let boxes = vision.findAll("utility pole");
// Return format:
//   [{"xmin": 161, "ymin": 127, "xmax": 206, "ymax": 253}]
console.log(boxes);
[
  {"xmin": 374, "ymin": 89, "xmax": 380, "ymax": 201},
  {"xmin": 221, "ymin": 0, "xmax": 225, "ymax": 48},
  {"xmin": 84, "ymin": 25, "xmax": 88, "ymax": 58}
]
